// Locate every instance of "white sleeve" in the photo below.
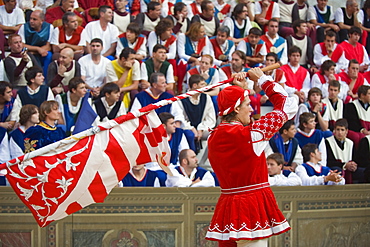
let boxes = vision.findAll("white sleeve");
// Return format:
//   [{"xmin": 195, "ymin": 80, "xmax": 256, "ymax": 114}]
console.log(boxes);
[
  {"xmin": 9, "ymin": 95, "xmax": 22, "ymax": 122},
  {"xmin": 47, "ymin": 88, "xmax": 55, "ymax": 100},
  {"xmin": 280, "ymin": 41, "xmax": 288, "ymax": 64},
  {"xmin": 259, "ymin": 43, "xmax": 267, "ymax": 56},
  {"xmin": 310, "ymin": 73, "xmax": 322, "ymax": 90},
  {"xmin": 110, "ymin": 26, "xmax": 119, "ymax": 45},
  {"xmin": 329, "ymin": 6, "xmax": 335, "ymax": 21},
  {"xmin": 264, "ymin": 143, "xmax": 274, "ymax": 157},
  {"xmin": 177, "ymin": 33, "xmax": 190, "ymax": 61},
  {"xmin": 178, "ymin": 134, "xmax": 190, "ymax": 153},
  {"xmin": 293, "ymin": 144, "xmax": 304, "ymax": 165},
  {"xmin": 19, "ymin": 25, "xmax": 25, "ymax": 43},
  {"xmin": 116, "ymin": 37, "xmax": 123, "ymax": 57},
  {"xmin": 272, "ymin": 2, "xmax": 280, "ymax": 18},
  {"xmin": 254, "ymin": 1, "xmax": 262, "ymax": 15},
  {"xmin": 327, "ymin": 177, "xmax": 345, "ymax": 185},
  {"xmin": 287, "ymin": 172, "xmax": 302, "ymax": 186},
  {"xmin": 140, "ymin": 62, "xmax": 148, "ymax": 81},
  {"xmin": 166, "ymin": 64, "xmax": 175, "ymax": 84},
  {"xmin": 147, "ymin": 31, "xmax": 157, "ymax": 57},
  {"xmin": 307, "ymin": 6, "xmax": 317, "ymax": 21},
  {"xmin": 167, "ymin": 38, "xmax": 177, "ymax": 60},
  {"xmin": 313, "ymin": 43, "xmax": 327, "ymax": 67},
  {"xmin": 55, "ymin": 94, "xmax": 65, "ymax": 122},
  {"xmin": 170, "ymin": 101, "xmax": 186, "ymax": 126},
  {"xmin": 210, "ymin": 69, "xmax": 219, "ymax": 85},
  {"xmin": 361, "ymin": 46, "xmax": 370, "ymax": 65},
  {"xmin": 165, "ymin": 167, "xmax": 192, "ymax": 187},
  {"xmin": 47, "ymin": 25, "xmax": 54, "ymax": 43},
  {"xmin": 177, "ymin": 101, "xmax": 192, "ymax": 129},
  {"xmin": 50, "ymin": 27, "xmax": 59, "ymax": 45},
  {"xmin": 78, "ymin": 27, "xmax": 88, "ymax": 46},
  {"xmin": 137, "ymin": 36, "xmax": 147, "ymax": 57},
  {"xmin": 334, "ymin": 7, "xmax": 344, "ymax": 23},
  {"xmin": 105, "ymin": 62, "xmax": 118, "ymax": 83},
  {"xmin": 358, "ymin": 10, "xmax": 364, "ymax": 24},
  {"xmin": 190, "ymin": 171, "xmax": 215, "ymax": 187},
  {"xmin": 318, "ymin": 137, "xmax": 327, "ymax": 166},
  {"xmin": 237, "ymin": 40, "xmax": 247, "ymax": 54},
  {"xmin": 130, "ymin": 98, "xmax": 142, "ymax": 113},
  {"xmin": 301, "ymin": 71, "xmax": 311, "ymax": 98},
  {"xmin": 203, "ymin": 36, "xmax": 212, "ymax": 56},
  {"xmin": 0, "ymin": 132, "xmax": 10, "ymax": 163},
  {"xmin": 222, "ymin": 17, "xmax": 234, "ymax": 38},
  {"xmin": 197, "ymin": 95, "xmax": 216, "ymax": 131},
  {"xmin": 294, "ymin": 103, "xmax": 309, "ymax": 128},
  {"xmin": 132, "ymin": 60, "xmax": 141, "ymax": 81},
  {"xmin": 295, "ymin": 164, "xmax": 325, "ymax": 186}
]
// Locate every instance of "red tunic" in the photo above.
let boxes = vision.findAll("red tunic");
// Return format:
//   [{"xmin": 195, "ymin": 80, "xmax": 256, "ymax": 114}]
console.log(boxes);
[
  {"xmin": 338, "ymin": 71, "xmax": 365, "ymax": 94},
  {"xmin": 206, "ymin": 80, "xmax": 291, "ymax": 241},
  {"xmin": 332, "ymin": 41, "xmax": 365, "ymax": 64},
  {"xmin": 280, "ymin": 64, "xmax": 307, "ymax": 91}
]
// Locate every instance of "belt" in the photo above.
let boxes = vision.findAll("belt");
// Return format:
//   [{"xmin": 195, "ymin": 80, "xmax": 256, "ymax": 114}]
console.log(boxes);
[{"xmin": 220, "ymin": 182, "xmax": 270, "ymax": 194}]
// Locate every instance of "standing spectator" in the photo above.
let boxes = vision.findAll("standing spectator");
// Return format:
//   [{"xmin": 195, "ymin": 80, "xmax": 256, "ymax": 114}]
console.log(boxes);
[
  {"xmin": 134, "ymin": 1, "xmax": 162, "ymax": 37},
  {"xmin": 334, "ymin": 0, "xmax": 360, "ymax": 43},
  {"xmin": 191, "ymin": 0, "xmax": 219, "ymax": 37},
  {"xmin": 267, "ymin": 153, "xmax": 302, "ymax": 186},
  {"xmin": 116, "ymin": 22, "xmax": 147, "ymax": 61}
]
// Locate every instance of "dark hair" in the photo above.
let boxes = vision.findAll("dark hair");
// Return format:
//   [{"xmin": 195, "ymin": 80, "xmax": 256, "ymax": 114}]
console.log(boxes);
[
  {"xmin": 302, "ymin": 143, "xmax": 318, "ymax": 163},
  {"xmin": 217, "ymin": 26, "xmax": 230, "ymax": 37},
  {"xmin": 349, "ymin": 26, "xmax": 362, "ymax": 36},
  {"xmin": 188, "ymin": 74, "xmax": 205, "ymax": 89},
  {"xmin": 62, "ymin": 11, "xmax": 76, "ymax": 25},
  {"xmin": 68, "ymin": 77, "xmax": 85, "ymax": 92},
  {"xmin": 364, "ymin": 0, "xmax": 370, "ymax": 10},
  {"xmin": 279, "ymin": 119, "xmax": 295, "ymax": 134},
  {"xmin": 101, "ymin": 82, "xmax": 120, "ymax": 97},
  {"xmin": 267, "ymin": 153, "xmax": 285, "ymax": 166},
  {"xmin": 39, "ymin": 100, "xmax": 59, "ymax": 121},
  {"xmin": 348, "ymin": 59, "xmax": 359, "ymax": 68},
  {"xmin": 266, "ymin": 52, "xmax": 278, "ymax": 63},
  {"xmin": 126, "ymin": 22, "xmax": 141, "ymax": 36},
  {"xmin": 248, "ymin": 27, "xmax": 262, "ymax": 36},
  {"xmin": 232, "ymin": 50, "xmax": 247, "ymax": 66},
  {"xmin": 98, "ymin": 5, "xmax": 112, "ymax": 16},
  {"xmin": 232, "ymin": 3, "xmax": 247, "ymax": 19},
  {"xmin": 147, "ymin": 1, "xmax": 160, "ymax": 11},
  {"xmin": 25, "ymin": 66, "xmax": 43, "ymax": 86},
  {"xmin": 320, "ymin": 60, "xmax": 336, "ymax": 75},
  {"xmin": 201, "ymin": 0, "xmax": 212, "ymax": 12},
  {"xmin": 292, "ymin": 19, "xmax": 306, "ymax": 34},
  {"xmin": 153, "ymin": 44, "xmax": 167, "ymax": 53},
  {"xmin": 119, "ymin": 47, "xmax": 136, "ymax": 60},
  {"xmin": 19, "ymin": 104, "xmax": 38, "ymax": 126},
  {"xmin": 267, "ymin": 18, "xmax": 279, "ymax": 26},
  {"xmin": 308, "ymin": 87, "xmax": 322, "ymax": 100},
  {"xmin": 358, "ymin": 85, "xmax": 370, "ymax": 98},
  {"xmin": 0, "ymin": 81, "xmax": 12, "ymax": 96},
  {"xmin": 288, "ymin": 45, "xmax": 302, "ymax": 56},
  {"xmin": 220, "ymin": 111, "xmax": 237, "ymax": 122},
  {"xmin": 155, "ymin": 19, "xmax": 174, "ymax": 36},
  {"xmin": 329, "ymin": 80, "xmax": 341, "ymax": 90},
  {"xmin": 179, "ymin": 149, "xmax": 191, "ymax": 165},
  {"xmin": 334, "ymin": 118, "xmax": 348, "ymax": 130},
  {"xmin": 159, "ymin": 112, "xmax": 174, "ymax": 124},
  {"xmin": 325, "ymin": 30, "xmax": 336, "ymax": 38},
  {"xmin": 149, "ymin": 72, "xmax": 166, "ymax": 86},
  {"xmin": 298, "ymin": 112, "xmax": 315, "ymax": 130},
  {"xmin": 90, "ymin": 38, "xmax": 103, "ymax": 46},
  {"xmin": 174, "ymin": 2, "xmax": 186, "ymax": 16}
]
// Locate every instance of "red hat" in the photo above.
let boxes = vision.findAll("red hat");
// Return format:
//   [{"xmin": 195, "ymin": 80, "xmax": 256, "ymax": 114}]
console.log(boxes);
[{"xmin": 217, "ymin": 86, "xmax": 249, "ymax": 116}]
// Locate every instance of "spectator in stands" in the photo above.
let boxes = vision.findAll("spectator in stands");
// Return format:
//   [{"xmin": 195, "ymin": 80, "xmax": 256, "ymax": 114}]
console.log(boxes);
[
  {"xmin": 187, "ymin": 0, "xmax": 202, "ymax": 20},
  {"xmin": 54, "ymin": 77, "xmax": 89, "ymax": 135},
  {"xmin": 265, "ymin": 120, "xmax": 303, "ymax": 172},
  {"xmin": 77, "ymin": 0, "xmax": 111, "ymax": 10},
  {"xmin": 260, "ymin": 18, "xmax": 288, "ymax": 64},
  {"xmin": 0, "ymin": 81, "xmax": 15, "ymax": 130},
  {"xmin": 50, "ymin": 12, "xmax": 84, "ymax": 59},
  {"xmin": 325, "ymin": 118, "xmax": 363, "ymax": 184},
  {"xmin": 166, "ymin": 149, "xmax": 215, "ymax": 187},
  {"xmin": 78, "ymin": 38, "xmax": 111, "ymax": 98},
  {"xmin": 47, "ymin": 47, "xmax": 81, "ymax": 95},
  {"xmin": 191, "ymin": 0, "xmax": 219, "ymax": 37},
  {"xmin": 335, "ymin": 0, "xmax": 360, "ymax": 43},
  {"xmin": 159, "ymin": 112, "xmax": 189, "ymax": 165},
  {"xmin": 267, "ymin": 153, "xmax": 302, "ymax": 186},
  {"xmin": 356, "ymin": 135, "xmax": 370, "ymax": 183},
  {"xmin": 295, "ymin": 143, "xmax": 344, "ymax": 185},
  {"xmin": 148, "ymin": 18, "xmax": 177, "ymax": 60},
  {"xmin": 222, "ymin": 3, "xmax": 252, "ymax": 44},
  {"xmin": 45, "ymin": 0, "xmax": 85, "ymax": 27},
  {"xmin": 280, "ymin": 46, "xmax": 310, "ymax": 103},
  {"xmin": 18, "ymin": 10, "xmax": 53, "ymax": 76},
  {"xmin": 344, "ymin": 85, "xmax": 370, "ymax": 146},
  {"xmin": 166, "ymin": 2, "xmax": 190, "ymax": 35},
  {"xmin": 263, "ymin": 52, "xmax": 286, "ymax": 85},
  {"xmin": 105, "ymin": 47, "xmax": 140, "ymax": 111},
  {"xmin": 295, "ymin": 112, "xmax": 331, "ymax": 166},
  {"xmin": 92, "ymin": 83, "xmax": 126, "ymax": 125},
  {"xmin": 214, "ymin": 0, "xmax": 231, "ymax": 23},
  {"xmin": 322, "ymin": 80, "xmax": 345, "ymax": 131},
  {"xmin": 113, "ymin": 0, "xmax": 132, "ymax": 34},
  {"xmin": 219, "ymin": 50, "xmax": 250, "ymax": 83},
  {"xmin": 141, "ymin": 44, "xmax": 175, "ymax": 92},
  {"xmin": 80, "ymin": 5, "xmax": 119, "ymax": 59},
  {"xmin": 134, "ymin": 1, "xmax": 162, "ymax": 37},
  {"xmin": 254, "ymin": 0, "xmax": 280, "ymax": 31},
  {"xmin": 357, "ymin": 0, "xmax": 370, "ymax": 54},
  {"xmin": 9, "ymin": 104, "xmax": 39, "ymax": 159},
  {"xmin": 286, "ymin": 19, "xmax": 314, "ymax": 70},
  {"xmin": 0, "ymin": 126, "xmax": 10, "ymax": 167},
  {"xmin": 307, "ymin": 0, "xmax": 339, "ymax": 43},
  {"xmin": 10, "ymin": 66, "xmax": 54, "ymax": 123},
  {"xmin": 209, "ymin": 26, "xmax": 235, "ymax": 67},
  {"xmin": 116, "ymin": 22, "xmax": 147, "ymax": 61},
  {"xmin": 237, "ymin": 27, "xmax": 267, "ymax": 67},
  {"xmin": 0, "ymin": 0, "xmax": 25, "ymax": 59},
  {"xmin": 24, "ymin": 100, "xmax": 66, "ymax": 152},
  {"xmin": 4, "ymin": 34, "xmax": 38, "ymax": 90},
  {"xmin": 119, "ymin": 163, "xmax": 161, "ymax": 187}
]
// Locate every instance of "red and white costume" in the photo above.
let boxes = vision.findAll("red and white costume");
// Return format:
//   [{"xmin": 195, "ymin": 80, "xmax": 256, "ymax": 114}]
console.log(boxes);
[
  {"xmin": 206, "ymin": 75, "xmax": 297, "ymax": 242},
  {"xmin": 332, "ymin": 41, "xmax": 370, "ymax": 72}
]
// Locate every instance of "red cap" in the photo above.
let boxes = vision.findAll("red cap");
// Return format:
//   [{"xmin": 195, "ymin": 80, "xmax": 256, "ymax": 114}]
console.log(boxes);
[{"xmin": 217, "ymin": 86, "xmax": 249, "ymax": 116}]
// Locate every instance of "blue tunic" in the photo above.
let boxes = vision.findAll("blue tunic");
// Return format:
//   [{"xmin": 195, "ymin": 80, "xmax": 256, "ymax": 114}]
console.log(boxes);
[
  {"xmin": 9, "ymin": 127, "xmax": 25, "ymax": 153},
  {"xmin": 121, "ymin": 169, "xmax": 159, "ymax": 186},
  {"xmin": 169, "ymin": 128, "xmax": 184, "ymax": 164},
  {"xmin": 302, "ymin": 163, "xmax": 331, "ymax": 177},
  {"xmin": 134, "ymin": 91, "xmax": 173, "ymax": 114},
  {"xmin": 175, "ymin": 166, "xmax": 208, "ymax": 181},
  {"xmin": 295, "ymin": 129, "xmax": 325, "ymax": 148}
]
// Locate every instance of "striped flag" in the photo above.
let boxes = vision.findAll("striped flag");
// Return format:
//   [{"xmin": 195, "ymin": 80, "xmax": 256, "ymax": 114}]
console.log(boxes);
[{"xmin": 4, "ymin": 110, "xmax": 170, "ymax": 227}]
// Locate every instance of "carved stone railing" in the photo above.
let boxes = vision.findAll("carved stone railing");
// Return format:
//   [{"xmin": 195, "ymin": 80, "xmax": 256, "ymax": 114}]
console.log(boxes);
[{"xmin": 0, "ymin": 185, "xmax": 369, "ymax": 247}]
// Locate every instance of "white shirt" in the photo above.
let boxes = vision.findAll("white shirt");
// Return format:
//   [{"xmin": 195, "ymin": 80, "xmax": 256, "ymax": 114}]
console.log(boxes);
[
  {"xmin": 165, "ymin": 166, "xmax": 215, "ymax": 187},
  {"xmin": 295, "ymin": 162, "xmax": 345, "ymax": 186},
  {"xmin": 334, "ymin": 7, "xmax": 358, "ymax": 24},
  {"xmin": 116, "ymin": 34, "xmax": 147, "ymax": 58},
  {"xmin": 177, "ymin": 33, "xmax": 211, "ymax": 62},
  {"xmin": 92, "ymin": 97, "xmax": 127, "ymax": 125},
  {"xmin": 222, "ymin": 16, "xmax": 252, "ymax": 40},
  {"xmin": 0, "ymin": 6, "xmax": 25, "ymax": 30},
  {"xmin": 307, "ymin": 5, "xmax": 334, "ymax": 23},
  {"xmin": 147, "ymin": 31, "xmax": 177, "ymax": 60},
  {"xmin": 310, "ymin": 73, "xmax": 349, "ymax": 100},
  {"xmin": 268, "ymin": 171, "xmax": 302, "ymax": 186},
  {"xmin": 0, "ymin": 132, "xmax": 10, "ymax": 164},
  {"xmin": 78, "ymin": 54, "xmax": 111, "ymax": 88},
  {"xmin": 140, "ymin": 61, "xmax": 175, "ymax": 84}
]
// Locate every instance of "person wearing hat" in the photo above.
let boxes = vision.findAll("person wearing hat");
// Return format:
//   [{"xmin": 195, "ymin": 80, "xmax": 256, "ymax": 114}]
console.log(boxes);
[{"xmin": 205, "ymin": 68, "xmax": 298, "ymax": 246}]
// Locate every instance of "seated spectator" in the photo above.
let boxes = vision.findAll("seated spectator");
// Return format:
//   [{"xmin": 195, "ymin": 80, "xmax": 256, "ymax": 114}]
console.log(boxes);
[
  {"xmin": 45, "ymin": 0, "xmax": 85, "ymax": 27},
  {"xmin": 322, "ymin": 80, "xmax": 345, "ymax": 131},
  {"xmin": 24, "ymin": 100, "xmax": 66, "ymax": 152},
  {"xmin": 79, "ymin": 5, "xmax": 119, "ymax": 59},
  {"xmin": 47, "ymin": 47, "xmax": 81, "ymax": 95},
  {"xmin": 326, "ymin": 118, "xmax": 364, "ymax": 184},
  {"xmin": 295, "ymin": 112, "xmax": 331, "ymax": 166},
  {"xmin": 307, "ymin": 0, "xmax": 339, "ymax": 43},
  {"xmin": 334, "ymin": 0, "xmax": 360, "ymax": 43},
  {"xmin": 92, "ymin": 82, "xmax": 125, "ymax": 125},
  {"xmin": 263, "ymin": 52, "xmax": 286, "ymax": 85},
  {"xmin": 106, "ymin": 47, "xmax": 140, "ymax": 111},
  {"xmin": 0, "ymin": 0, "xmax": 25, "ymax": 59},
  {"xmin": 187, "ymin": 0, "xmax": 202, "ymax": 20},
  {"xmin": 113, "ymin": 0, "xmax": 132, "ymax": 34},
  {"xmin": 265, "ymin": 120, "xmax": 303, "ymax": 171},
  {"xmin": 222, "ymin": 3, "xmax": 252, "ymax": 45},
  {"xmin": 78, "ymin": 38, "xmax": 111, "ymax": 98},
  {"xmin": 50, "ymin": 12, "xmax": 84, "ymax": 59},
  {"xmin": 166, "ymin": 2, "xmax": 190, "ymax": 35},
  {"xmin": 209, "ymin": 26, "xmax": 235, "ymax": 67},
  {"xmin": 191, "ymin": 0, "xmax": 219, "ymax": 37},
  {"xmin": 159, "ymin": 112, "xmax": 189, "ymax": 165},
  {"xmin": 0, "ymin": 81, "xmax": 15, "ymax": 130},
  {"xmin": 0, "ymin": 127, "xmax": 10, "ymax": 176},
  {"xmin": 280, "ymin": 46, "xmax": 310, "ymax": 103},
  {"xmin": 141, "ymin": 44, "xmax": 175, "ymax": 92},
  {"xmin": 254, "ymin": 0, "xmax": 280, "ymax": 31},
  {"xmin": 10, "ymin": 66, "xmax": 54, "ymax": 123},
  {"xmin": 214, "ymin": 0, "xmax": 231, "ymax": 23},
  {"xmin": 77, "ymin": 0, "xmax": 112, "ymax": 10},
  {"xmin": 9, "ymin": 104, "xmax": 39, "ymax": 159},
  {"xmin": 116, "ymin": 22, "xmax": 147, "ymax": 61},
  {"xmin": 355, "ymin": 135, "xmax": 370, "ymax": 183},
  {"xmin": 267, "ymin": 153, "xmax": 302, "ymax": 186},
  {"xmin": 286, "ymin": 19, "xmax": 314, "ymax": 70},
  {"xmin": 55, "ymin": 77, "xmax": 90, "ymax": 135},
  {"xmin": 260, "ymin": 18, "xmax": 288, "ymax": 64},
  {"xmin": 295, "ymin": 143, "xmax": 345, "ymax": 185},
  {"xmin": 119, "ymin": 164, "xmax": 161, "ymax": 187},
  {"xmin": 134, "ymin": 1, "xmax": 162, "ymax": 37},
  {"xmin": 357, "ymin": 0, "xmax": 370, "ymax": 55},
  {"xmin": 237, "ymin": 27, "xmax": 266, "ymax": 67},
  {"xmin": 219, "ymin": 50, "xmax": 250, "ymax": 84},
  {"xmin": 18, "ymin": 10, "xmax": 53, "ymax": 76},
  {"xmin": 344, "ymin": 85, "xmax": 370, "ymax": 146},
  {"xmin": 166, "ymin": 149, "xmax": 215, "ymax": 187}
]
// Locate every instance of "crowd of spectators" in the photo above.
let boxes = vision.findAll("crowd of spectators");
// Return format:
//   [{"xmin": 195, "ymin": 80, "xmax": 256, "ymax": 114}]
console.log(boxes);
[{"xmin": 0, "ymin": 0, "xmax": 370, "ymax": 187}]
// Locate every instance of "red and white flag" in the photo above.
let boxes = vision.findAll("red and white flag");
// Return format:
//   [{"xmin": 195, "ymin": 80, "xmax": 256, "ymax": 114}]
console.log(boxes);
[{"xmin": 3, "ymin": 110, "xmax": 170, "ymax": 227}]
